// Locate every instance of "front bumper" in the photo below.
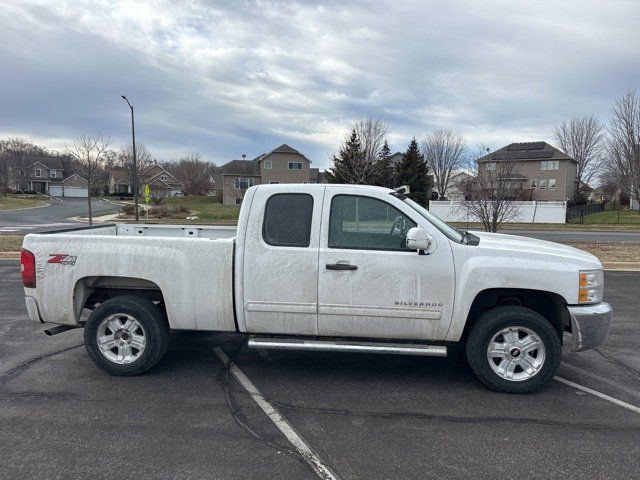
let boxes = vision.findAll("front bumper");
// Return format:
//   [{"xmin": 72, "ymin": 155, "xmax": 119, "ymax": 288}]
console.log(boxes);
[{"xmin": 567, "ymin": 302, "xmax": 612, "ymax": 352}]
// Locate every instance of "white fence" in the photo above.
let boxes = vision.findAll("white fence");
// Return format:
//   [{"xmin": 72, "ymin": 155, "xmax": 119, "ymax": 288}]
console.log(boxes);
[{"xmin": 429, "ymin": 200, "xmax": 567, "ymax": 224}]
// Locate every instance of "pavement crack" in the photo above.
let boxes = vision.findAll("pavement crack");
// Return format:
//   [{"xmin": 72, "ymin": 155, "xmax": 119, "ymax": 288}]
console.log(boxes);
[
  {"xmin": 0, "ymin": 344, "xmax": 83, "ymax": 387},
  {"xmin": 594, "ymin": 348, "xmax": 640, "ymax": 379},
  {"xmin": 269, "ymin": 400, "xmax": 640, "ymax": 432}
]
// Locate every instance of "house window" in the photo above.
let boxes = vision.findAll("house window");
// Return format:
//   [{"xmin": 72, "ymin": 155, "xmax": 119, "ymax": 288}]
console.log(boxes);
[
  {"xmin": 262, "ymin": 194, "xmax": 313, "ymax": 247},
  {"xmin": 288, "ymin": 162, "xmax": 303, "ymax": 170},
  {"xmin": 549, "ymin": 179, "xmax": 557, "ymax": 191},
  {"xmin": 269, "ymin": 181, "xmax": 280, "ymax": 184},
  {"xmin": 35, "ymin": 168, "xmax": 41, "ymax": 177},
  {"xmin": 329, "ymin": 195, "xmax": 416, "ymax": 251},
  {"xmin": 541, "ymin": 160, "xmax": 559, "ymax": 170},
  {"xmin": 530, "ymin": 179, "xmax": 538, "ymax": 189},
  {"xmin": 485, "ymin": 162, "xmax": 496, "ymax": 171},
  {"xmin": 235, "ymin": 197, "xmax": 242, "ymax": 205},
  {"xmin": 263, "ymin": 160, "xmax": 272, "ymax": 169},
  {"xmin": 539, "ymin": 179, "xmax": 547, "ymax": 190},
  {"xmin": 50, "ymin": 170, "xmax": 57, "ymax": 178},
  {"xmin": 234, "ymin": 177, "xmax": 254, "ymax": 189},
  {"xmin": 310, "ymin": 179, "xmax": 317, "ymax": 183},
  {"xmin": 161, "ymin": 175, "xmax": 167, "ymax": 181}
]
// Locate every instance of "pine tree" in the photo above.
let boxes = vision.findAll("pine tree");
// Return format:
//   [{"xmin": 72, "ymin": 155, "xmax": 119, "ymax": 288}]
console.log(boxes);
[
  {"xmin": 395, "ymin": 138, "xmax": 431, "ymax": 206},
  {"xmin": 326, "ymin": 129, "xmax": 368, "ymax": 184},
  {"xmin": 374, "ymin": 140, "xmax": 395, "ymax": 188}
]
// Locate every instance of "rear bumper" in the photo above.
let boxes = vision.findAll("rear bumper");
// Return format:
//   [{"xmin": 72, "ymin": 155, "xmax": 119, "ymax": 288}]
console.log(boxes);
[
  {"xmin": 25, "ymin": 296, "xmax": 43, "ymax": 323},
  {"xmin": 568, "ymin": 302, "xmax": 612, "ymax": 352}
]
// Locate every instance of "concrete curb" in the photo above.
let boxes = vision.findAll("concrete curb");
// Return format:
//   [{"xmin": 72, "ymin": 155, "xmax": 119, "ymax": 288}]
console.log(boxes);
[{"xmin": 0, "ymin": 202, "xmax": 51, "ymax": 212}]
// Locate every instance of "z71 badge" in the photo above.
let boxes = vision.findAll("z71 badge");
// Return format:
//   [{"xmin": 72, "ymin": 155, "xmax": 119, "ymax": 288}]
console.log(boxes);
[{"xmin": 47, "ymin": 254, "xmax": 77, "ymax": 266}]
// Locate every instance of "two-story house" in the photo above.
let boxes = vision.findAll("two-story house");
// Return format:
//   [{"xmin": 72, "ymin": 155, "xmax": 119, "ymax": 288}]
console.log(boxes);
[
  {"xmin": 219, "ymin": 144, "xmax": 323, "ymax": 205},
  {"xmin": 108, "ymin": 164, "xmax": 183, "ymax": 197},
  {"xmin": 477, "ymin": 142, "xmax": 578, "ymax": 201},
  {"xmin": 19, "ymin": 156, "xmax": 65, "ymax": 194}
]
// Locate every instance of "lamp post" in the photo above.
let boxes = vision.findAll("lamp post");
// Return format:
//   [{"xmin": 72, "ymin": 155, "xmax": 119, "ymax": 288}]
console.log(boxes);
[{"xmin": 121, "ymin": 95, "xmax": 139, "ymax": 220}]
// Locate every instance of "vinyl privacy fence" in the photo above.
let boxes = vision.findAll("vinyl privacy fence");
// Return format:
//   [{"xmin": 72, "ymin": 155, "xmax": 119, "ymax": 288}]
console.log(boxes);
[{"xmin": 429, "ymin": 201, "xmax": 567, "ymax": 224}]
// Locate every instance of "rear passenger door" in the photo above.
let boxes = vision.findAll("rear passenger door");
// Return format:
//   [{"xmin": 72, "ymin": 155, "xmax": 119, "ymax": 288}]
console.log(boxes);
[{"xmin": 241, "ymin": 186, "xmax": 323, "ymax": 335}]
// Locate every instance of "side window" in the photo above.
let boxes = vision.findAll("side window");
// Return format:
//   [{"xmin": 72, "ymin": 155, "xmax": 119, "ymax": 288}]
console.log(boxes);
[
  {"xmin": 263, "ymin": 193, "xmax": 313, "ymax": 247},
  {"xmin": 329, "ymin": 195, "xmax": 416, "ymax": 251}
]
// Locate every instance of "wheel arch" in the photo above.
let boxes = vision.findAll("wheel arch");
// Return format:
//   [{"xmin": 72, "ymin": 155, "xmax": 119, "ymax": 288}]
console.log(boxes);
[
  {"xmin": 461, "ymin": 288, "xmax": 569, "ymax": 343},
  {"xmin": 73, "ymin": 276, "xmax": 165, "ymax": 322}
]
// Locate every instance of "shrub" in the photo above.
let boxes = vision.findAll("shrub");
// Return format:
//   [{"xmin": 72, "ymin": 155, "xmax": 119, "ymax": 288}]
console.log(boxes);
[
  {"xmin": 150, "ymin": 205, "xmax": 169, "ymax": 218},
  {"xmin": 121, "ymin": 204, "xmax": 141, "ymax": 216},
  {"xmin": 150, "ymin": 196, "xmax": 163, "ymax": 205}
]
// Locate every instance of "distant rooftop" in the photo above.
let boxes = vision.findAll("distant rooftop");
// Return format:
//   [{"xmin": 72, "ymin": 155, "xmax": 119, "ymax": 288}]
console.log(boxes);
[{"xmin": 477, "ymin": 142, "xmax": 575, "ymax": 163}]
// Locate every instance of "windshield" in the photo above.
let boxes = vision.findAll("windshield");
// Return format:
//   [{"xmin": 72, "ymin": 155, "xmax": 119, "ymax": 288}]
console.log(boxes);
[{"xmin": 401, "ymin": 197, "xmax": 464, "ymax": 243}]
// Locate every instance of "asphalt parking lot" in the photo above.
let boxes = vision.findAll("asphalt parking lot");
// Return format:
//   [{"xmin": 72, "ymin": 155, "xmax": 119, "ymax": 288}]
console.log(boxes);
[{"xmin": 1, "ymin": 259, "xmax": 639, "ymax": 480}]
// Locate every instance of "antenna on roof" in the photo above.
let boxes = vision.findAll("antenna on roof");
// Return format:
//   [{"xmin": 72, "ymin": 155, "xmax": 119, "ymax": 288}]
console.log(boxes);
[
  {"xmin": 393, "ymin": 185, "xmax": 411, "ymax": 195},
  {"xmin": 242, "ymin": 154, "xmax": 246, "ymax": 159}
]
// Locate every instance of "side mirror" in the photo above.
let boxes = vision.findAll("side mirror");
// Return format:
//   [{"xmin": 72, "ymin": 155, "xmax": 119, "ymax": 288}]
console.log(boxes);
[{"xmin": 406, "ymin": 227, "xmax": 432, "ymax": 253}]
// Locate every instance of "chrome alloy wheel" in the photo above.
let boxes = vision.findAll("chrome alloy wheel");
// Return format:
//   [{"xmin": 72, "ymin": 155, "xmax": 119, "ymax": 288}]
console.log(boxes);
[
  {"xmin": 486, "ymin": 326, "xmax": 546, "ymax": 382},
  {"xmin": 96, "ymin": 313, "xmax": 146, "ymax": 364}
]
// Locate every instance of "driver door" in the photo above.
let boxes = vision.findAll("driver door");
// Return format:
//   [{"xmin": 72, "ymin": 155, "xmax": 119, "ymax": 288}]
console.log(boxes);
[{"xmin": 317, "ymin": 189, "xmax": 455, "ymax": 340}]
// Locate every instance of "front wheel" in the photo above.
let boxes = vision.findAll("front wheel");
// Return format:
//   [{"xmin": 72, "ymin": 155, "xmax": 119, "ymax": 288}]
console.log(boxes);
[
  {"xmin": 84, "ymin": 295, "xmax": 169, "ymax": 376},
  {"xmin": 465, "ymin": 306, "xmax": 561, "ymax": 393}
]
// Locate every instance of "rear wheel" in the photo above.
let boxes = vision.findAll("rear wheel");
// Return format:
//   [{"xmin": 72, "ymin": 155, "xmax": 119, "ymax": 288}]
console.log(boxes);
[
  {"xmin": 84, "ymin": 295, "xmax": 169, "ymax": 376},
  {"xmin": 465, "ymin": 306, "xmax": 561, "ymax": 393}
]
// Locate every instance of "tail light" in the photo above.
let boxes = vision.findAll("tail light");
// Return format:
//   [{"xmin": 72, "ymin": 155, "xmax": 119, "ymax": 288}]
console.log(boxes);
[{"xmin": 21, "ymin": 249, "xmax": 36, "ymax": 288}]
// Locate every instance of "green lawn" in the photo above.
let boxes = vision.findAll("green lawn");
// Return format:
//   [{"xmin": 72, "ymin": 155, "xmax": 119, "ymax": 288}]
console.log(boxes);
[
  {"xmin": 578, "ymin": 209, "xmax": 640, "ymax": 225},
  {"xmin": 0, "ymin": 234, "xmax": 24, "ymax": 253},
  {"xmin": 0, "ymin": 195, "xmax": 48, "ymax": 210},
  {"xmin": 162, "ymin": 196, "xmax": 240, "ymax": 220}
]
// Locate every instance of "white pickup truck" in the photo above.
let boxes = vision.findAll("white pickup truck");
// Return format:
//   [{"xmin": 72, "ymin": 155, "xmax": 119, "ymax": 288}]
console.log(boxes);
[{"xmin": 21, "ymin": 184, "xmax": 612, "ymax": 392}]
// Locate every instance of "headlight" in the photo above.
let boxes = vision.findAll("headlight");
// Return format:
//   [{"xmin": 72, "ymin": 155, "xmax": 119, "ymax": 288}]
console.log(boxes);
[{"xmin": 579, "ymin": 269, "xmax": 604, "ymax": 304}]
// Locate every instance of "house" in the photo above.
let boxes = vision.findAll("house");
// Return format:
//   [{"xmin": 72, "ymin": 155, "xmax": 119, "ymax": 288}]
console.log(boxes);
[
  {"xmin": 476, "ymin": 142, "xmax": 578, "ymax": 201},
  {"xmin": 19, "ymin": 156, "xmax": 65, "ymax": 194},
  {"xmin": 15, "ymin": 156, "xmax": 89, "ymax": 197},
  {"xmin": 108, "ymin": 164, "xmax": 183, "ymax": 197},
  {"xmin": 441, "ymin": 171, "xmax": 473, "ymax": 200},
  {"xmin": 219, "ymin": 144, "xmax": 324, "ymax": 205}
]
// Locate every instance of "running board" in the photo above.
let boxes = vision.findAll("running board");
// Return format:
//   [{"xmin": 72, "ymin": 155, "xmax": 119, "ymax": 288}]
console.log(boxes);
[{"xmin": 247, "ymin": 337, "xmax": 447, "ymax": 357}]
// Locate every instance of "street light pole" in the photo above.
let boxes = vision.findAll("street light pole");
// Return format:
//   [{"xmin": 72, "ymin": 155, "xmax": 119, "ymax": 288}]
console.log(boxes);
[{"xmin": 121, "ymin": 95, "xmax": 139, "ymax": 221}]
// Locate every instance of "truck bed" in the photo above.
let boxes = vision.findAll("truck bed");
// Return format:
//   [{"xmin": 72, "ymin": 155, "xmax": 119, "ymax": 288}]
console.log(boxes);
[{"xmin": 22, "ymin": 223, "xmax": 237, "ymax": 332}]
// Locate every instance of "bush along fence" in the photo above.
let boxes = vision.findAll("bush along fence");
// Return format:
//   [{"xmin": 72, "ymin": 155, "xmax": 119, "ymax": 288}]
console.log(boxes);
[
  {"xmin": 429, "ymin": 201, "xmax": 567, "ymax": 224},
  {"xmin": 566, "ymin": 203, "xmax": 606, "ymax": 224}
]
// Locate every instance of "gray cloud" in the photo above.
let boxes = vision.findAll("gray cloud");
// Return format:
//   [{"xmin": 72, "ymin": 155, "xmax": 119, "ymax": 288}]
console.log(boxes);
[{"xmin": 1, "ymin": 0, "xmax": 638, "ymax": 168}]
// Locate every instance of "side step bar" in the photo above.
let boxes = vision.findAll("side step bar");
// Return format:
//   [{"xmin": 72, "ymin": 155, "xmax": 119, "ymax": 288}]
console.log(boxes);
[{"xmin": 247, "ymin": 337, "xmax": 447, "ymax": 357}]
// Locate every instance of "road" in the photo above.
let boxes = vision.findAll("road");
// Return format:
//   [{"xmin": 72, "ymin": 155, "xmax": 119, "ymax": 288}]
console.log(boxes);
[
  {"xmin": 0, "ymin": 198, "xmax": 119, "ymax": 233},
  {"xmin": 1, "ymin": 260, "xmax": 639, "ymax": 479},
  {"xmin": 498, "ymin": 229, "xmax": 640, "ymax": 243}
]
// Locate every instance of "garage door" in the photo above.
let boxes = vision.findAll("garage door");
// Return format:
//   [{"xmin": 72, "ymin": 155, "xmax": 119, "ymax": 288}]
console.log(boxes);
[
  {"xmin": 49, "ymin": 185, "xmax": 63, "ymax": 197},
  {"xmin": 64, "ymin": 187, "xmax": 88, "ymax": 197}
]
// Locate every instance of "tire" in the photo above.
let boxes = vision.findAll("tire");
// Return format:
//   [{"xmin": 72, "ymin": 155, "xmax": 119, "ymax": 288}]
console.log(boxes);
[
  {"xmin": 465, "ymin": 305, "xmax": 561, "ymax": 393},
  {"xmin": 84, "ymin": 295, "xmax": 169, "ymax": 376}
]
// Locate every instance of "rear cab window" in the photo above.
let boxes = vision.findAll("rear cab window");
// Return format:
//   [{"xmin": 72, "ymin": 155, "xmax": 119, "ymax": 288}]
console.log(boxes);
[{"xmin": 262, "ymin": 193, "xmax": 314, "ymax": 247}]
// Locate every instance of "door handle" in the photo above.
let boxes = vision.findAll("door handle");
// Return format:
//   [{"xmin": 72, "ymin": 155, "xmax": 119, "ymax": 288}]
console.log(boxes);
[{"xmin": 326, "ymin": 263, "xmax": 357, "ymax": 271}]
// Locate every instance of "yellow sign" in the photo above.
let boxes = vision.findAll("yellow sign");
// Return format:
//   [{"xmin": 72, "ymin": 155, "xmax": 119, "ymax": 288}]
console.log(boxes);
[{"xmin": 144, "ymin": 184, "xmax": 150, "ymax": 202}]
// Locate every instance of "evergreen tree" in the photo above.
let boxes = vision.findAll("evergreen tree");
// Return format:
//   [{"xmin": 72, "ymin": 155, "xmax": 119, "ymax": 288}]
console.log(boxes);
[
  {"xmin": 395, "ymin": 138, "xmax": 431, "ymax": 206},
  {"xmin": 374, "ymin": 140, "xmax": 395, "ymax": 188},
  {"xmin": 326, "ymin": 129, "xmax": 369, "ymax": 184}
]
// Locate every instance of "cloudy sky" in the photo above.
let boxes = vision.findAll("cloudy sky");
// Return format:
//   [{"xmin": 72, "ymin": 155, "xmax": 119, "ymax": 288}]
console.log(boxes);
[{"xmin": 1, "ymin": 0, "xmax": 638, "ymax": 168}]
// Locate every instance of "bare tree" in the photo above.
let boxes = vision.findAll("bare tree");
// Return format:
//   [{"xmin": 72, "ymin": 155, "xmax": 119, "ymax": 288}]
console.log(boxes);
[
  {"xmin": 462, "ymin": 157, "xmax": 523, "ymax": 232},
  {"xmin": 67, "ymin": 133, "xmax": 111, "ymax": 224},
  {"xmin": 554, "ymin": 115, "xmax": 605, "ymax": 200},
  {"xmin": 119, "ymin": 143, "xmax": 154, "ymax": 193},
  {"xmin": 355, "ymin": 117, "xmax": 390, "ymax": 166},
  {"xmin": 165, "ymin": 154, "xmax": 214, "ymax": 195},
  {"xmin": 606, "ymin": 89, "xmax": 640, "ymax": 211},
  {"xmin": 0, "ymin": 138, "xmax": 43, "ymax": 194},
  {"xmin": 422, "ymin": 130, "xmax": 467, "ymax": 200}
]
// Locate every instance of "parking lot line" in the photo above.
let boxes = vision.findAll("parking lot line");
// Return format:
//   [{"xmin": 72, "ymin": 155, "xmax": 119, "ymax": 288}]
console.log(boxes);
[
  {"xmin": 213, "ymin": 347, "xmax": 340, "ymax": 480},
  {"xmin": 555, "ymin": 376, "xmax": 640, "ymax": 415}
]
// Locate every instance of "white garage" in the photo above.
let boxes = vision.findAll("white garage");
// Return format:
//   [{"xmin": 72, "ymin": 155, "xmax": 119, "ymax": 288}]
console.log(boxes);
[{"xmin": 49, "ymin": 174, "xmax": 89, "ymax": 198}]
